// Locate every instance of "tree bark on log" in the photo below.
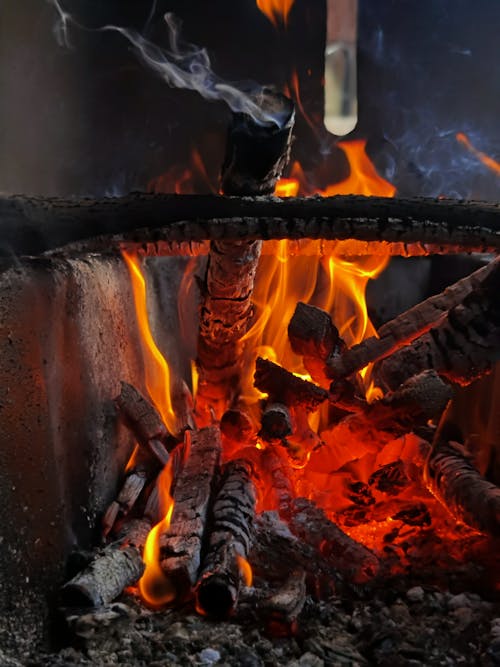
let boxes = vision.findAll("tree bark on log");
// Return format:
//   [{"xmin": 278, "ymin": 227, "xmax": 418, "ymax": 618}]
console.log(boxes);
[
  {"xmin": 329, "ymin": 258, "xmax": 498, "ymax": 380},
  {"xmin": 2, "ymin": 193, "xmax": 499, "ymax": 259},
  {"xmin": 196, "ymin": 94, "xmax": 295, "ymax": 414},
  {"xmin": 159, "ymin": 425, "xmax": 221, "ymax": 596},
  {"xmin": 374, "ymin": 259, "xmax": 500, "ymax": 390},
  {"xmin": 195, "ymin": 459, "xmax": 256, "ymax": 618}
]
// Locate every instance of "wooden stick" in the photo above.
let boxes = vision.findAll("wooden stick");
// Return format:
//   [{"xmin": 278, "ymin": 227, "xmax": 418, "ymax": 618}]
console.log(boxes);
[
  {"xmin": 159, "ymin": 425, "xmax": 221, "ymax": 596},
  {"xmin": 2, "ymin": 194, "xmax": 499, "ymax": 259},
  {"xmin": 196, "ymin": 93, "xmax": 295, "ymax": 412},
  {"xmin": 329, "ymin": 258, "xmax": 499, "ymax": 380},
  {"xmin": 195, "ymin": 459, "xmax": 256, "ymax": 618},
  {"xmin": 374, "ymin": 259, "xmax": 500, "ymax": 390}
]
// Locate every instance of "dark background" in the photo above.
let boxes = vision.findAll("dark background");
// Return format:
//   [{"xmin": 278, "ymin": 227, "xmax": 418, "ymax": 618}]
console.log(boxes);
[{"xmin": 0, "ymin": 0, "xmax": 498, "ymax": 199}]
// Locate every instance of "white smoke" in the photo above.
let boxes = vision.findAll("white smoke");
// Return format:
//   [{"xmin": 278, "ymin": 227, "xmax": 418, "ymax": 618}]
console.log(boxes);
[{"xmin": 48, "ymin": 1, "xmax": 287, "ymax": 128}]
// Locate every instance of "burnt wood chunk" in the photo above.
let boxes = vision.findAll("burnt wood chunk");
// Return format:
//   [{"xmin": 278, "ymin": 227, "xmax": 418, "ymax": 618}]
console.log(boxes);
[
  {"xmin": 288, "ymin": 302, "xmax": 339, "ymax": 360},
  {"xmin": 260, "ymin": 403, "xmax": 293, "ymax": 442},
  {"xmin": 195, "ymin": 459, "xmax": 256, "ymax": 618},
  {"xmin": 285, "ymin": 498, "xmax": 379, "ymax": 584},
  {"xmin": 254, "ymin": 357, "xmax": 328, "ymax": 412},
  {"xmin": 196, "ymin": 92, "xmax": 295, "ymax": 411},
  {"xmin": 159, "ymin": 425, "xmax": 221, "ymax": 596},
  {"xmin": 115, "ymin": 382, "xmax": 170, "ymax": 459},
  {"xmin": 425, "ymin": 440, "xmax": 500, "ymax": 537},
  {"xmin": 3, "ymin": 194, "xmax": 500, "ymax": 259},
  {"xmin": 375, "ymin": 259, "xmax": 500, "ymax": 390},
  {"xmin": 330, "ymin": 258, "xmax": 499, "ymax": 380},
  {"xmin": 220, "ymin": 409, "xmax": 256, "ymax": 446}
]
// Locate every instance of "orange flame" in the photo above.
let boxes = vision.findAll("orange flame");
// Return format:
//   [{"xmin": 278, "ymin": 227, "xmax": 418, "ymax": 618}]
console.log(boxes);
[
  {"xmin": 456, "ymin": 132, "xmax": 500, "ymax": 176},
  {"xmin": 139, "ymin": 460, "xmax": 176, "ymax": 606},
  {"xmin": 256, "ymin": 0, "xmax": 295, "ymax": 27},
  {"xmin": 236, "ymin": 554, "xmax": 253, "ymax": 587},
  {"xmin": 122, "ymin": 251, "xmax": 176, "ymax": 434}
]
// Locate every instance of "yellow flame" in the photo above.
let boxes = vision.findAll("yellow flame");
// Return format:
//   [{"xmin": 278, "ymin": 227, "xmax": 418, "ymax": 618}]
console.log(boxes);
[
  {"xmin": 122, "ymin": 250, "xmax": 176, "ymax": 434},
  {"xmin": 456, "ymin": 132, "xmax": 500, "ymax": 177},
  {"xmin": 256, "ymin": 0, "xmax": 295, "ymax": 27},
  {"xmin": 236, "ymin": 554, "xmax": 253, "ymax": 587}
]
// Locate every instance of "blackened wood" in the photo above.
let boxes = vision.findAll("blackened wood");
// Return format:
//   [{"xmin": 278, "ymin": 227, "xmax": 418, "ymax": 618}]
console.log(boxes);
[
  {"xmin": 171, "ymin": 378, "xmax": 196, "ymax": 434},
  {"xmin": 254, "ymin": 357, "xmax": 328, "ymax": 412},
  {"xmin": 220, "ymin": 409, "xmax": 256, "ymax": 446},
  {"xmin": 260, "ymin": 403, "xmax": 293, "ymax": 442},
  {"xmin": 115, "ymin": 382, "xmax": 169, "ymax": 458},
  {"xmin": 329, "ymin": 258, "xmax": 498, "ymax": 380},
  {"xmin": 375, "ymin": 260, "xmax": 500, "ymax": 390},
  {"xmin": 425, "ymin": 440, "xmax": 500, "ymax": 537},
  {"xmin": 261, "ymin": 447, "xmax": 295, "ymax": 513},
  {"xmin": 195, "ymin": 459, "xmax": 256, "ymax": 618},
  {"xmin": 2, "ymin": 194, "xmax": 499, "ymax": 259},
  {"xmin": 261, "ymin": 571, "xmax": 307, "ymax": 636},
  {"xmin": 285, "ymin": 498, "xmax": 379, "ymax": 584},
  {"xmin": 102, "ymin": 472, "xmax": 148, "ymax": 537},
  {"xmin": 159, "ymin": 425, "xmax": 221, "ymax": 595},
  {"xmin": 288, "ymin": 302, "xmax": 340, "ymax": 361}
]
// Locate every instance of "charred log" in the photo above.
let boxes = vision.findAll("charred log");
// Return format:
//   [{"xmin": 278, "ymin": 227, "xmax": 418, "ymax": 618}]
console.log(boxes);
[
  {"xmin": 330, "ymin": 258, "xmax": 499, "ymax": 380},
  {"xmin": 425, "ymin": 440, "xmax": 500, "ymax": 537},
  {"xmin": 375, "ymin": 259, "xmax": 500, "ymax": 390},
  {"xmin": 159, "ymin": 425, "xmax": 221, "ymax": 596},
  {"xmin": 3, "ymin": 193, "xmax": 499, "ymax": 259},
  {"xmin": 114, "ymin": 382, "xmax": 170, "ymax": 463},
  {"xmin": 220, "ymin": 409, "xmax": 256, "ymax": 447},
  {"xmin": 260, "ymin": 403, "xmax": 293, "ymax": 442},
  {"xmin": 196, "ymin": 93, "xmax": 295, "ymax": 411},
  {"xmin": 195, "ymin": 459, "xmax": 256, "ymax": 618},
  {"xmin": 254, "ymin": 357, "xmax": 328, "ymax": 412}
]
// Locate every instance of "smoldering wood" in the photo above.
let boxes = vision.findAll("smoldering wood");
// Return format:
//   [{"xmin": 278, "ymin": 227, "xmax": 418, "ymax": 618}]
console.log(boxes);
[
  {"xmin": 254, "ymin": 357, "xmax": 328, "ymax": 412},
  {"xmin": 220, "ymin": 409, "xmax": 256, "ymax": 446},
  {"xmin": 260, "ymin": 403, "xmax": 293, "ymax": 442},
  {"xmin": 195, "ymin": 459, "xmax": 256, "ymax": 618},
  {"xmin": 374, "ymin": 259, "xmax": 500, "ymax": 390},
  {"xmin": 196, "ymin": 93, "xmax": 295, "ymax": 408},
  {"xmin": 285, "ymin": 497, "xmax": 380, "ymax": 584},
  {"xmin": 281, "ymin": 406, "xmax": 324, "ymax": 465},
  {"xmin": 261, "ymin": 571, "xmax": 307, "ymax": 632},
  {"xmin": 288, "ymin": 302, "xmax": 340, "ymax": 362},
  {"xmin": 261, "ymin": 447, "xmax": 295, "ymax": 514},
  {"xmin": 2, "ymin": 193, "xmax": 499, "ymax": 259},
  {"xmin": 60, "ymin": 514, "xmax": 153, "ymax": 609},
  {"xmin": 114, "ymin": 382, "xmax": 170, "ymax": 461},
  {"xmin": 159, "ymin": 425, "xmax": 221, "ymax": 596},
  {"xmin": 329, "ymin": 258, "xmax": 499, "ymax": 380},
  {"xmin": 425, "ymin": 440, "xmax": 500, "ymax": 537}
]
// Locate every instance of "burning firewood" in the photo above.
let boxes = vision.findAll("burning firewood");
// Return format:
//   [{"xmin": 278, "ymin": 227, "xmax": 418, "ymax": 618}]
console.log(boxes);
[
  {"xmin": 285, "ymin": 498, "xmax": 380, "ymax": 584},
  {"xmin": 114, "ymin": 381, "xmax": 171, "ymax": 464},
  {"xmin": 196, "ymin": 92, "xmax": 295, "ymax": 412},
  {"xmin": 329, "ymin": 258, "xmax": 499, "ymax": 381},
  {"xmin": 254, "ymin": 357, "xmax": 328, "ymax": 412},
  {"xmin": 260, "ymin": 403, "xmax": 294, "ymax": 442},
  {"xmin": 220, "ymin": 408, "xmax": 256, "ymax": 448},
  {"xmin": 374, "ymin": 258, "xmax": 500, "ymax": 390},
  {"xmin": 159, "ymin": 425, "xmax": 221, "ymax": 596},
  {"xmin": 195, "ymin": 459, "xmax": 256, "ymax": 618},
  {"xmin": 424, "ymin": 439, "xmax": 500, "ymax": 537}
]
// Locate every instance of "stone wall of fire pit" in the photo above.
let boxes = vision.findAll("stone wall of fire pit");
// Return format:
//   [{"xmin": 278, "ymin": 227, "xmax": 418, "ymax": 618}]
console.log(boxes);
[{"xmin": 0, "ymin": 255, "xmax": 145, "ymax": 650}]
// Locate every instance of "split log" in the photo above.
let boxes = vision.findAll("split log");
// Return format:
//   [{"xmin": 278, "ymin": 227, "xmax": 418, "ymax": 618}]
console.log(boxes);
[
  {"xmin": 329, "ymin": 258, "xmax": 499, "ymax": 380},
  {"xmin": 196, "ymin": 92, "xmax": 295, "ymax": 412},
  {"xmin": 159, "ymin": 425, "xmax": 221, "ymax": 596},
  {"xmin": 60, "ymin": 518, "xmax": 151, "ymax": 608},
  {"xmin": 114, "ymin": 381, "xmax": 170, "ymax": 463},
  {"xmin": 284, "ymin": 497, "xmax": 379, "ymax": 584},
  {"xmin": 424, "ymin": 439, "xmax": 500, "ymax": 537},
  {"xmin": 254, "ymin": 357, "xmax": 328, "ymax": 412},
  {"xmin": 374, "ymin": 259, "xmax": 500, "ymax": 390},
  {"xmin": 2, "ymin": 193, "xmax": 499, "ymax": 259},
  {"xmin": 195, "ymin": 459, "xmax": 256, "ymax": 618}
]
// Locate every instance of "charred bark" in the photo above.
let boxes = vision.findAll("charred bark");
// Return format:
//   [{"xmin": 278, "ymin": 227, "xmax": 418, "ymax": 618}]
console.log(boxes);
[
  {"xmin": 375, "ymin": 259, "xmax": 500, "ymax": 390},
  {"xmin": 2, "ymin": 193, "xmax": 499, "ymax": 259},
  {"xmin": 196, "ymin": 93, "xmax": 295, "ymax": 411},
  {"xmin": 330, "ymin": 258, "xmax": 499, "ymax": 380},
  {"xmin": 159, "ymin": 425, "xmax": 221, "ymax": 596},
  {"xmin": 195, "ymin": 459, "xmax": 256, "ymax": 618}
]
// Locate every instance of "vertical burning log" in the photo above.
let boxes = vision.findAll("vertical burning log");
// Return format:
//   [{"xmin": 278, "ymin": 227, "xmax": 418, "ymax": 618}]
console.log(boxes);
[
  {"xmin": 195, "ymin": 459, "xmax": 256, "ymax": 618},
  {"xmin": 159, "ymin": 426, "xmax": 221, "ymax": 596},
  {"xmin": 196, "ymin": 92, "xmax": 295, "ymax": 413}
]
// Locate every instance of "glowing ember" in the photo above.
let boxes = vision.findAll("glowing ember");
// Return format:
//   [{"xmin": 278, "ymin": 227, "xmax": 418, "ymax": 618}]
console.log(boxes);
[
  {"xmin": 456, "ymin": 132, "xmax": 500, "ymax": 176},
  {"xmin": 236, "ymin": 554, "xmax": 253, "ymax": 587},
  {"xmin": 256, "ymin": 0, "xmax": 295, "ymax": 27}
]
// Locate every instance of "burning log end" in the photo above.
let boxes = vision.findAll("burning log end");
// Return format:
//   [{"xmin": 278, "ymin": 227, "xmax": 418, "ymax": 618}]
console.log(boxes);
[
  {"xmin": 260, "ymin": 403, "xmax": 293, "ymax": 442},
  {"xmin": 220, "ymin": 409, "xmax": 256, "ymax": 446},
  {"xmin": 380, "ymin": 369, "xmax": 454, "ymax": 423},
  {"xmin": 254, "ymin": 357, "xmax": 328, "ymax": 412},
  {"xmin": 288, "ymin": 302, "xmax": 340, "ymax": 360}
]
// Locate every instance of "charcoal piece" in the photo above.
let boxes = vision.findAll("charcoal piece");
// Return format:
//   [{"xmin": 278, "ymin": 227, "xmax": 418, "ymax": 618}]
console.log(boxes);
[
  {"xmin": 254, "ymin": 357, "xmax": 328, "ymax": 412},
  {"xmin": 260, "ymin": 403, "xmax": 293, "ymax": 442},
  {"xmin": 288, "ymin": 302, "xmax": 340, "ymax": 361}
]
